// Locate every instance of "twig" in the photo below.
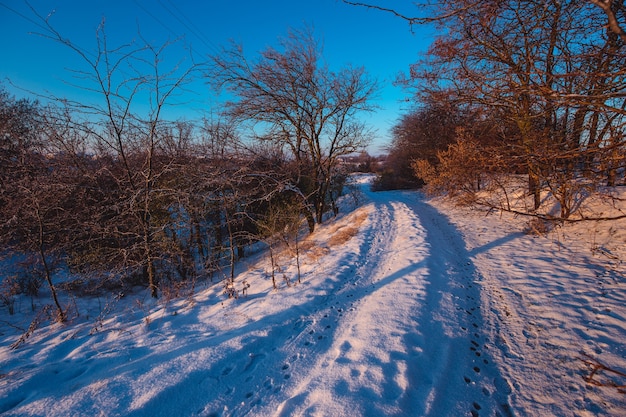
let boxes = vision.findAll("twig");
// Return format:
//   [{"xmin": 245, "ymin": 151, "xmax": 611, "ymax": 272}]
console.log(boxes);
[
  {"xmin": 0, "ymin": 319, "xmax": 26, "ymax": 333},
  {"xmin": 341, "ymin": 1, "xmax": 481, "ymax": 26},
  {"xmin": 579, "ymin": 352, "xmax": 626, "ymax": 394},
  {"xmin": 10, "ymin": 305, "xmax": 53, "ymax": 349}
]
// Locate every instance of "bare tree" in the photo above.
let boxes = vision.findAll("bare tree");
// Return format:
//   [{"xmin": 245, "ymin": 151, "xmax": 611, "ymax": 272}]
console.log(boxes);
[
  {"xmin": 0, "ymin": 91, "xmax": 73, "ymax": 321},
  {"xmin": 27, "ymin": 8, "xmax": 203, "ymax": 298},
  {"xmin": 345, "ymin": 0, "xmax": 626, "ymax": 41},
  {"xmin": 209, "ymin": 27, "xmax": 378, "ymax": 231},
  {"xmin": 373, "ymin": 0, "xmax": 624, "ymax": 217},
  {"xmin": 378, "ymin": 94, "xmax": 471, "ymax": 190}
]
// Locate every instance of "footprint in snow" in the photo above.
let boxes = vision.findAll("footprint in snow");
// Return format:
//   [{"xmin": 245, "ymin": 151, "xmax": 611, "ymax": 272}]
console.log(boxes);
[{"xmin": 243, "ymin": 353, "xmax": 266, "ymax": 373}]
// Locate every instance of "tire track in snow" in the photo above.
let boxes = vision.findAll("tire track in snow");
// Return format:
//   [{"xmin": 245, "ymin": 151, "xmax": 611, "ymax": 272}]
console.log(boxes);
[
  {"xmin": 404, "ymin": 193, "xmax": 515, "ymax": 417},
  {"xmin": 165, "ymin": 187, "xmax": 515, "ymax": 417},
  {"xmin": 273, "ymin": 189, "xmax": 515, "ymax": 416},
  {"xmin": 274, "ymin": 193, "xmax": 432, "ymax": 416}
]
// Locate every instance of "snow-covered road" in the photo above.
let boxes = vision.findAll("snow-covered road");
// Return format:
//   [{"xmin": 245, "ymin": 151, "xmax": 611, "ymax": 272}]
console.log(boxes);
[
  {"xmin": 269, "ymin": 190, "xmax": 514, "ymax": 417},
  {"xmin": 2, "ymin": 178, "xmax": 625, "ymax": 417}
]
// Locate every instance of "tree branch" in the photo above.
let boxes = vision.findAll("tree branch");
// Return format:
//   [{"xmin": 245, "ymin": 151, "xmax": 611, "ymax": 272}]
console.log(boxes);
[
  {"xmin": 341, "ymin": 1, "xmax": 482, "ymax": 26},
  {"xmin": 589, "ymin": 0, "xmax": 626, "ymax": 43}
]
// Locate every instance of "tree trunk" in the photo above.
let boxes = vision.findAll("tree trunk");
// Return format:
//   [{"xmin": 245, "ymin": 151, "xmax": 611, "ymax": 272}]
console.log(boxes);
[
  {"xmin": 142, "ymin": 187, "xmax": 158, "ymax": 298},
  {"xmin": 143, "ymin": 221, "xmax": 158, "ymax": 299},
  {"xmin": 305, "ymin": 209, "xmax": 315, "ymax": 233},
  {"xmin": 528, "ymin": 168, "xmax": 541, "ymax": 211},
  {"xmin": 36, "ymin": 208, "xmax": 65, "ymax": 322}
]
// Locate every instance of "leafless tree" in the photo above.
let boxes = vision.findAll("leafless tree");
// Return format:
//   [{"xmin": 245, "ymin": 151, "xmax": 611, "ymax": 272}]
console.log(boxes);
[
  {"xmin": 345, "ymin": 0, "xmax": 626, "ymax": 42},
  {"xmin": 589, "ymin": 0, "xmax": 626, "ymax": 43},
  {"xmin": 209, "ymin": 27, "xmax": 378, "ymax": 231},
  {"xmin": 26, "ymin": 7, "xmax": 204, "ymax": 298},
  {"xmin": 354, "ymin": 0, "xmax": 625, "ymax": 219},
  {"xmin": 0, "ymin": 92, "xmax": 72, "ymax": 321}
]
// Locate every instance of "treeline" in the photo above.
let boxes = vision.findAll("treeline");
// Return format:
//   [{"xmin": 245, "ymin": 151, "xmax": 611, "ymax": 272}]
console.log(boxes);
[
  {"xmin": 0, "ymin": 25, "xmax": 376, "ymax": 321},
  {"xmin": 374, "ymin": 0, "xmax": 626, "ymax": 220}
]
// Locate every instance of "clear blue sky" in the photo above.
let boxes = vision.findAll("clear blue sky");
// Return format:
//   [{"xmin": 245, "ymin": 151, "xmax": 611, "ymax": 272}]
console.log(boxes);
[{"xmin": 0, "ymin": 0, "xmax": 434, "ymax": 154}]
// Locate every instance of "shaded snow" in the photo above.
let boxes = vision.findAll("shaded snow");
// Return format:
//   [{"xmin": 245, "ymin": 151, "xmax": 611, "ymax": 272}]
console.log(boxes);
[
  {"xmin": 0, "ymin": 175, "xmax": 625, "ymax": 416},
  {"xmin": 437, "ymin": 193, "xmax": 626, "ymax": 416}
]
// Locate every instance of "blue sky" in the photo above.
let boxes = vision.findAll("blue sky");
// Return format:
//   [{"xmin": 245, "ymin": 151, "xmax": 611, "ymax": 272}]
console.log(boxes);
[{"xmin": 0, "ymin": 0, "xmax": 434, "ymax": 154}]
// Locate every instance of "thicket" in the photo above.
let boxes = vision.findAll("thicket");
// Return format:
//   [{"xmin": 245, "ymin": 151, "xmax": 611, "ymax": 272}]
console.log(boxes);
[
  {"xmin": 0, "ymin": 20, "xmax": 375, "ymax": 320},
  {"xmin": 0, "ymin": 89, "xmax": 310, "ymax": 317}
]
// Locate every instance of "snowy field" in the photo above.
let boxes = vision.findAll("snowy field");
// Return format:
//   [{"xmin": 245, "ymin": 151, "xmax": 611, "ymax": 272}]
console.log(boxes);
[{"xmin": 0, "ymin": 175, "xmax": 625, "ymax": 416}]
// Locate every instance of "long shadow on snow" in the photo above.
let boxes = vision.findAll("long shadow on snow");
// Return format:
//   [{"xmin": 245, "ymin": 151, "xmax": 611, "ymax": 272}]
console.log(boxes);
[
  {"xmin": 140, "ymin": 279, "xmax": 432, "ymax": 417},
  {"xmin": 122, "ymin": 196, "xmax": 452, "ymax": 416},
  {"xmin": 391, "ymin": 192, "xmax": 515, "ymax": 417},
  {"xmin": 121, "ymin": 191, "xmax": 519, "ymax": 417}
]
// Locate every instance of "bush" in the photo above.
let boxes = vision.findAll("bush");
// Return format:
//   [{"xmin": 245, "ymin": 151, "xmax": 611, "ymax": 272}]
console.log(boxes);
[
  {"xmin": 371, "ymin": 170, "xmax": 423, "ymax": 191},
  {"xmin": 0, "ymin": 276, "xmax": 20, "ymax": 315}
]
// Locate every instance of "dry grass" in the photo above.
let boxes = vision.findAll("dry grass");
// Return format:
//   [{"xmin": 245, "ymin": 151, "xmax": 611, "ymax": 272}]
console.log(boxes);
[
  {"xmin": 298, "ymin": 239, "xmax": 329, "ymax": 262},
  {"xmin": 298, "ymin": 208, "xmax": 370, "ymax": 260},
  {"xmin": 298, "ymin": 240, "xmax": 316, "ymax": 252},
  {"xmin": 305, "ymin": 245, "xmax": 331, "ymax": 262},
  {"xmin": 328, "ymin": 226, "xmax": 359, "ymax": 247},
  {"xmin": 327, "ymin": 210, "xmax": 368, "ymax": 247},
  {"xmin": 524, "ymin": 217, "xmax": 555, "ymax": 236}
]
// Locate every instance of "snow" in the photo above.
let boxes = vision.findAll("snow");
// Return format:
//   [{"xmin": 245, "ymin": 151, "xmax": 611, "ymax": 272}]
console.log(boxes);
[{"xmin": 1, "ymin": 174, "xmax": 625, "ymax": 416}]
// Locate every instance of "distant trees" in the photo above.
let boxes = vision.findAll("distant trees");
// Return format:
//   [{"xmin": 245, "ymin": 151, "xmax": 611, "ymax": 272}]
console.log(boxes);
[
  {"xmin": 209, "ymin": 27, "xmax": 378, "ymax": 231},
  {"xmin": 373, "ymin": 94, "xmax": 471, "ymax": 190}
]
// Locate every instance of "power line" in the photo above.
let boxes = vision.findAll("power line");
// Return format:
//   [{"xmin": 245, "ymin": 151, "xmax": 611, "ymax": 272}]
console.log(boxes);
[
  {"xmin": 0, "ymin": 1, "xmax": 50, "ymax": 32},
  {"xmin": 158, "ymin": 0, "xmax": 218, "ymax": 54},
  {"xmin": 164, "ymin": 0, "xmax": 218, "ymax": 53},
  {"xmin": 133, "ymin": 0, "xmax": 179, "ymax": 39}
]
